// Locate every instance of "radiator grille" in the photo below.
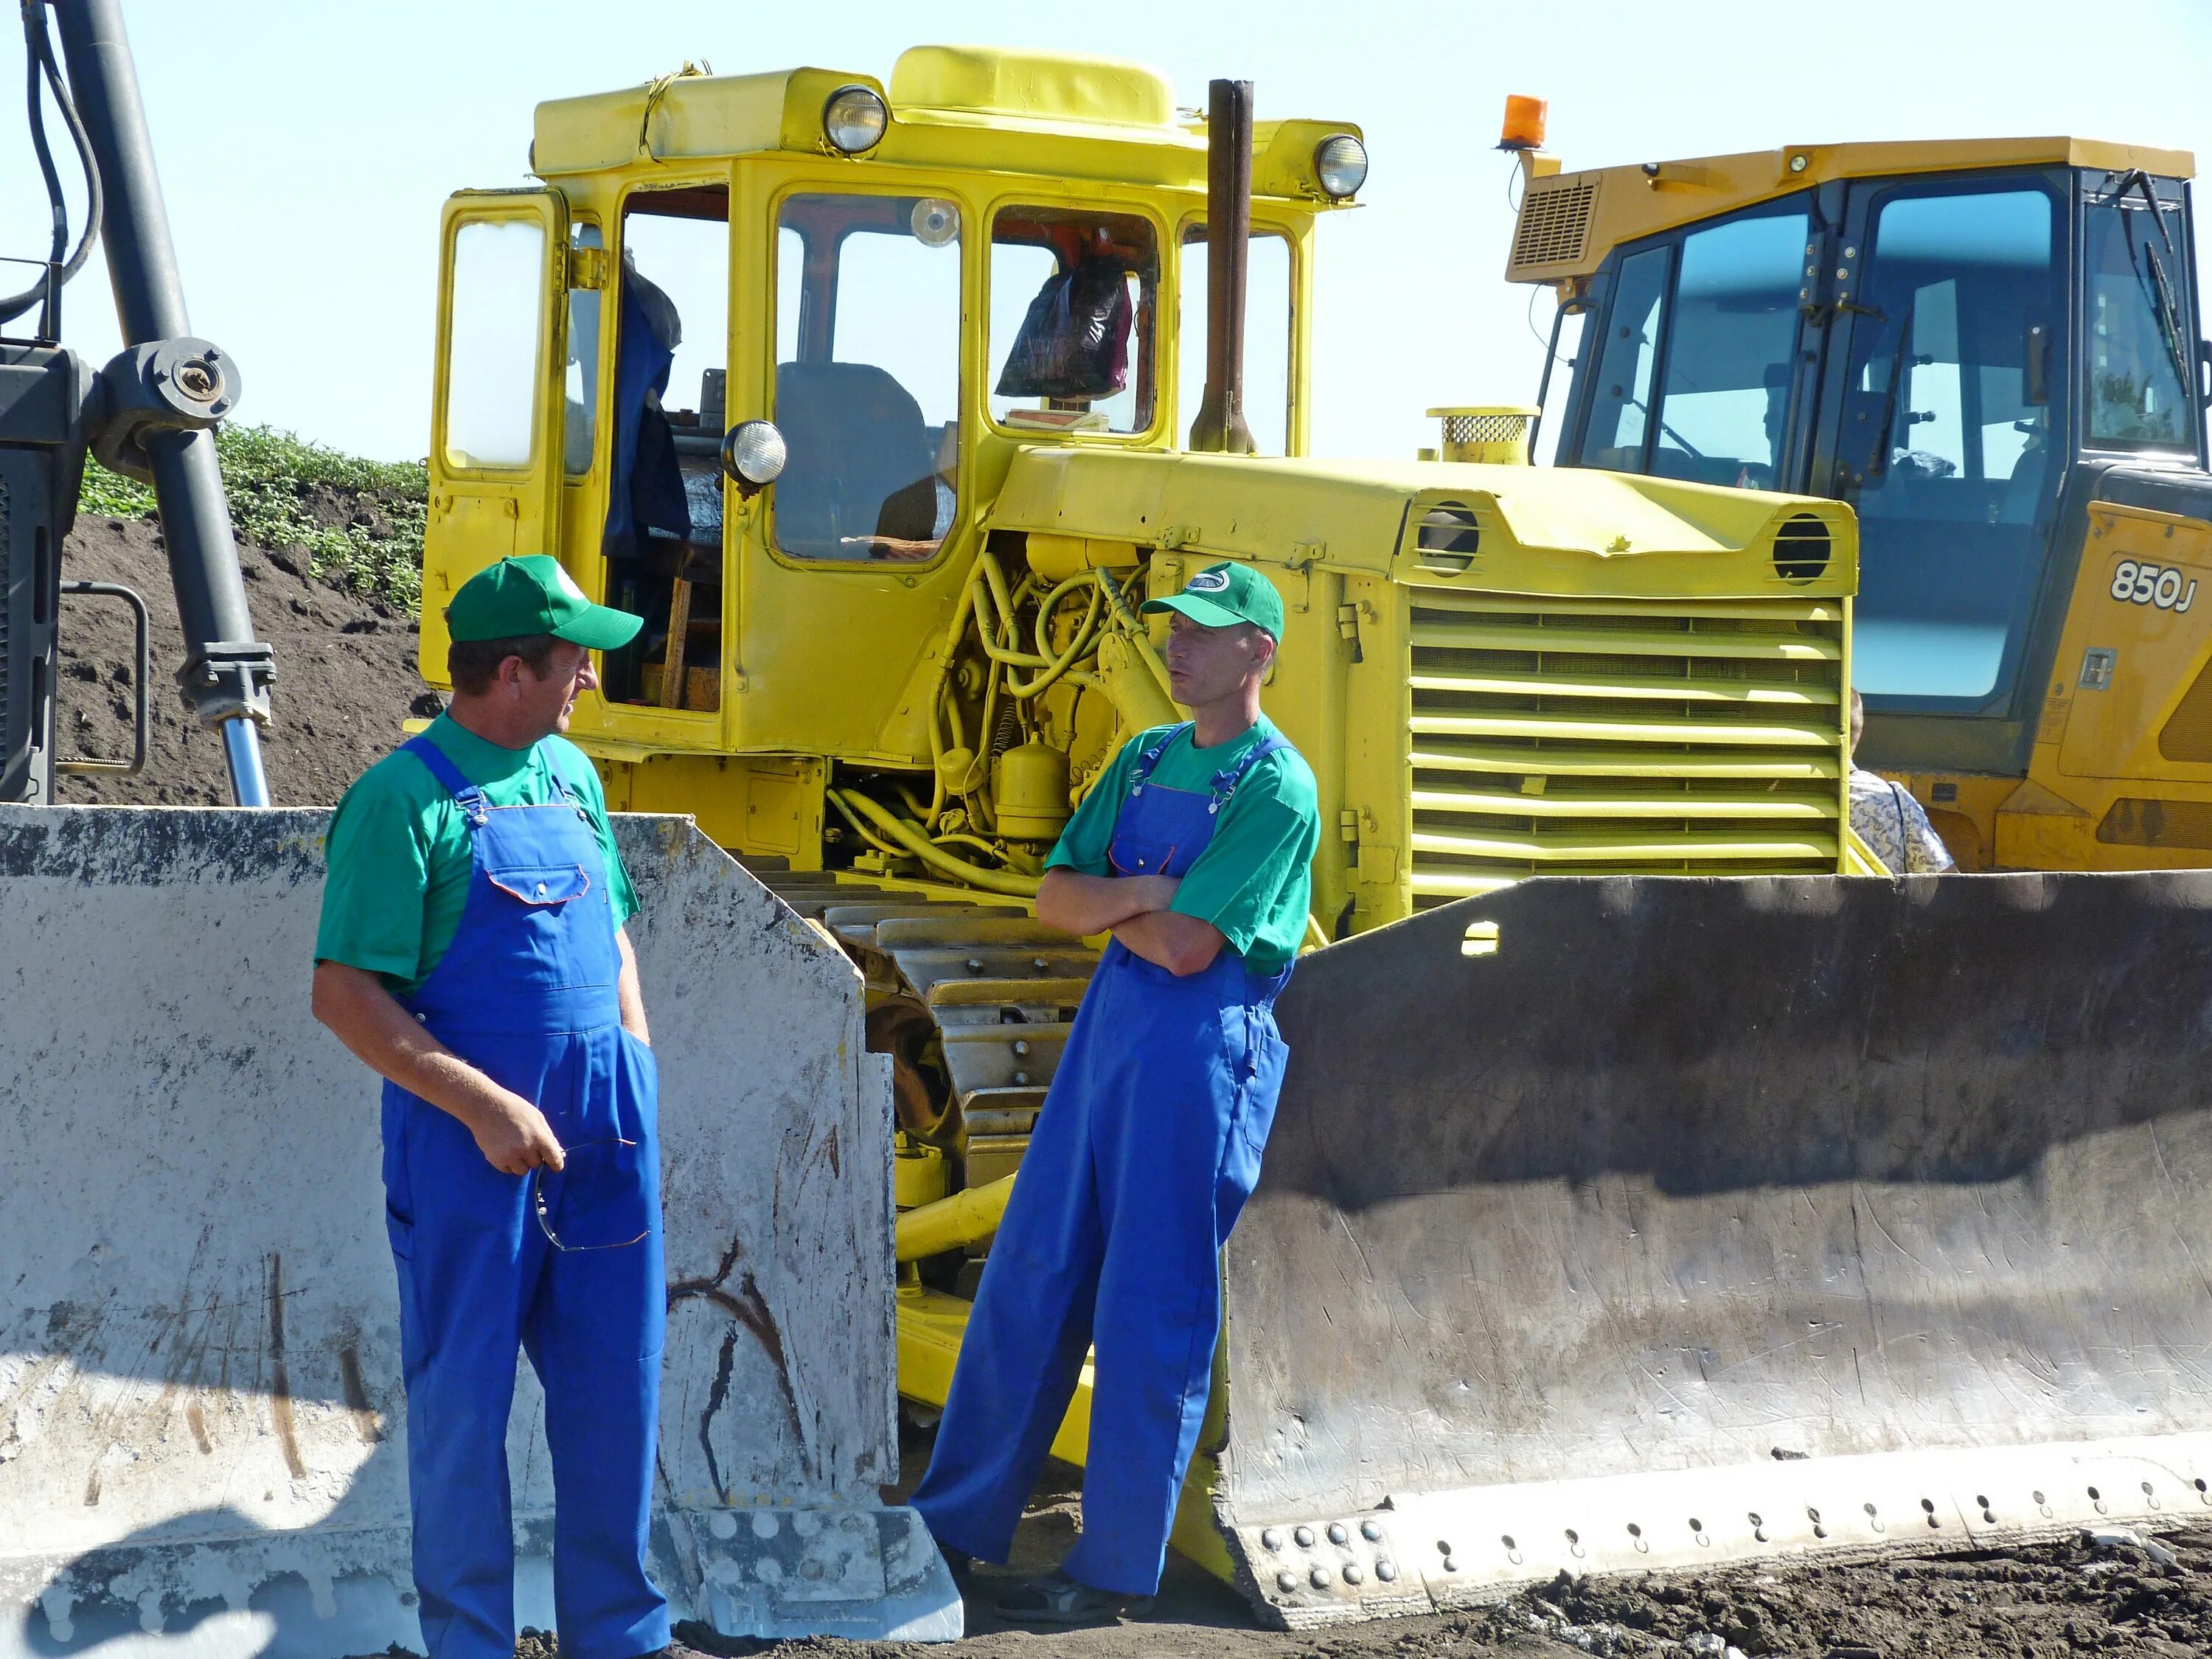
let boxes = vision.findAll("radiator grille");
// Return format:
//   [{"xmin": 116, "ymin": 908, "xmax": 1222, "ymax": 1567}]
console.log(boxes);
[
  {"xmin": 1406, "ymin": 592, "xmax": 1846, "ymax": 905},
  {"xmin": 1509, "ymin": 176, "xmax": 1599, "ymax": 274}
]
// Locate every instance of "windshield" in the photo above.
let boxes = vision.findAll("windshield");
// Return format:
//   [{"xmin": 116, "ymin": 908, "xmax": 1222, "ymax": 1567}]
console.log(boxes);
[
  {"xmin": 1843, "ymin": 184, "xmax": 2066, "ymax": 707},
  {"xmin": 1649, "ymin": 210, "xmax": 1808, "ymax": 489},
  {"xmin": 1571, "ymin": 208, "xmax": 1808, "ymax": 487},
  {"xmin": 2083, "ymin": 177, "xmax": 2196, "ymax": 451},
  {"xmin": 771, "ymin": 192, "xmax": 964, "ymax": 562}
]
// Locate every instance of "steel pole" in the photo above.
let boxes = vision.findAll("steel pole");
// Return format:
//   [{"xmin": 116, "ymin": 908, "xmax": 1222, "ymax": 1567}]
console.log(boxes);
[{"xmin": 49, "ymin": 0, "xmax": 272, "ymax": 805}]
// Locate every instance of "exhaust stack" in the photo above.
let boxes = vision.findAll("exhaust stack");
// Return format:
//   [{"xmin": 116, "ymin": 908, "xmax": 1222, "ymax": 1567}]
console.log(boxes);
[{"xmin": 1188, "ymin": 77, "xmax": 1254, "ymax": 456}]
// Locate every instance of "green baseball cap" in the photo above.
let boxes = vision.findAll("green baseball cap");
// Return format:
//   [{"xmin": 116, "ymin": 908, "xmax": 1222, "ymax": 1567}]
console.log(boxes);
[
  {"xmin": 446, "ymin": 554, "xmax": 641, "ymax": 650},
  {"xmin": 1141, "ymin": 561, "xmax": 1284, "ymax": 639}
]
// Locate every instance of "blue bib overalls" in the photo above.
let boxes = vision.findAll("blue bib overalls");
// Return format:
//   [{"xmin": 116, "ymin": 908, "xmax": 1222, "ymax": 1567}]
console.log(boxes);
[
  {"xmin": 913, "ymin": 724, "xmax": 1294, "ymax": 1596},
  {"xmin": 380, "ymin": 737, "xmax": 669, "ymax": 1659}
]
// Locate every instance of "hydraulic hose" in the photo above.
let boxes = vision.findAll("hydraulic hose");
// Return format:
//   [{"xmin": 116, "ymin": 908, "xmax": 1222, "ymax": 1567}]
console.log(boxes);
[
  {"xmin": 1, "ymin": 0, "xmax": 102, "ymax": 324},
  {"xmin": 827, "ymin": 788, "xmax": 1040, "ymax": 898},
  {"xmin": 1007, "ymin": 571, "xmax": 1105, "ymax": 700}
]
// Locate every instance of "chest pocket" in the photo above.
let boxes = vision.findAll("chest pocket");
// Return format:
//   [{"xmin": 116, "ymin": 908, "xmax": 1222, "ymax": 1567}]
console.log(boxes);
[
  {"xmin": 487, "ymin": 862, "xmax": 594, "ymax": 907},
  {"xmin": 1108, "ymin": 833, "xmax": 1181, "ymax": 877}
]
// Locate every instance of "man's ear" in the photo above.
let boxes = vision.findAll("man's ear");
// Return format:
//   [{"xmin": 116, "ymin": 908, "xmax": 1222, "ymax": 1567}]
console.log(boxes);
[{"xmin": 1254, "ymin": 628, "xmax": 1279, "ymax": 687}]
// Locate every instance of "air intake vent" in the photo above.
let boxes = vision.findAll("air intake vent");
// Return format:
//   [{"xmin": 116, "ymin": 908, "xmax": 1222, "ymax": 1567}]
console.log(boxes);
[
  {"xmin": 1773, "ymin": 515, "xmax": 1832, "ymax": 583},
  {"xmin": 1508, "ymin": 176, "xmax": 1599, "ymax": 276},
  {"xmin": 1403, "ymin": 591, "xmax": 1846, "ymax": 906}
]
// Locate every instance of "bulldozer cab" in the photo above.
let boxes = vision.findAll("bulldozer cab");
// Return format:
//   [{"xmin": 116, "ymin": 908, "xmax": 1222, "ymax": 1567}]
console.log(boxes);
[
  {"xmin": 422, "ymin": 49, "xmax": 1340, "ymax": 773},
  {"xmin": 1520, "ymin": 142, "xmax": 2210, "ymax": 808}
]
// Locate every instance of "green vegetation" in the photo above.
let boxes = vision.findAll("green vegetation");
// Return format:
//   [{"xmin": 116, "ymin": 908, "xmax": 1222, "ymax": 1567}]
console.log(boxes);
[{"xmin": 79, "ymin": 425, "xmax": 428, "ymax": 613}]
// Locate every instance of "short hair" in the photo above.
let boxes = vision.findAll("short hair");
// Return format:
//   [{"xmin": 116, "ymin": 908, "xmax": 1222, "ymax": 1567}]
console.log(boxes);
[
  {"xmin": 1848, "ymin": 686, "xmax": 1865, "ymax": 750},
  {"xmin": 447, "ymin": 631, "xmax": 563, "ymax": 696}
]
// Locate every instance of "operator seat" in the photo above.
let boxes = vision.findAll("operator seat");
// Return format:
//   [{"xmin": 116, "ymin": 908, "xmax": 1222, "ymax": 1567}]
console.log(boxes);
[{"xmin": 772, "ymin": 361, "xmax": 939, "ymax": 557}]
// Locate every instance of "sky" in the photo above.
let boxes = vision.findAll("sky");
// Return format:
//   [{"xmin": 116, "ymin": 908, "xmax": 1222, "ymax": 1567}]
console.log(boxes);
[{"xmin": 4, "ymin": 0, "xmax": 2211, "ymax": 465}]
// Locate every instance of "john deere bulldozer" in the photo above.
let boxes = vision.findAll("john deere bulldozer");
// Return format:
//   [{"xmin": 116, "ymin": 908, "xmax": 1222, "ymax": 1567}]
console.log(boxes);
[
  {"xmin": 1504, "ymin": 119, "xmax": 2212, "ymax": 872},
  {"xmin": 403, "ymin": 45, "xmax": 2212, "ymax": 1628}
]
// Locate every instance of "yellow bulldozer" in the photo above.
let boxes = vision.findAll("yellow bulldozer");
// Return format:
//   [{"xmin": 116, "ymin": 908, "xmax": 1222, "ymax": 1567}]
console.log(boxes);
[
  {"xmin": 11, "ymin": 24, "xmax": 2212, "ymax": 1652},
  {"xmin": 1505, "ymin": 114, "xmax": 2212, "ymax": 871},
  {"xmin": 403, "ymin": 44, "xmax": 2212, "ymax": 1627}
]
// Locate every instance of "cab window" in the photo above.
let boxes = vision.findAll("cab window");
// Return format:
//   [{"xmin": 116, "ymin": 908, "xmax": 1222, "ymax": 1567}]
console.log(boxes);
[
  {"xmin": 443, "ymin": 217, "xmax": 545, "ymax": 470},
  {"xmin": 1841, "ymin": 184, "xmax": 2065, "ymax": 706},
  {"xmin": 2082, "ymin": 178, "xmax": 2196, "ymax": 452},
  {"xmin": 1649, "ymin": 209, "xmax": 1809, "ymax": 489},
  {"xmin": 989, "ymin": 205, "xmax": 1159, "ymax": 436},
  {"xmin": 1177, "ymin": 227, "xmax": 1293, "ymax": 453},
  {"xmin": 1582, "ymin": 245, "xmax": 1670, "ymax": 470},
  {"xmin": 772, "ymin": 192, "xmax": 964, "ymax": 561},
  {"xmin": 563, "ymin": 222, "xmax": 603, "ymax": 475}
]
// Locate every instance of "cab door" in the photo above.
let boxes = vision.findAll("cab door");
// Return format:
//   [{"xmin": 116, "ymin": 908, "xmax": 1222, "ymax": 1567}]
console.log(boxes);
[{"xmin": 422, "ymin": 189, "xmax": 571, "ymax": 684}]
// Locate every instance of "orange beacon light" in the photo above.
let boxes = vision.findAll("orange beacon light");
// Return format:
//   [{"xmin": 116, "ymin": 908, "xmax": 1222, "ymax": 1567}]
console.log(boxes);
[{"xmin": 1499, "ymin": 94, "xmax": 1548, "ymax": 153}]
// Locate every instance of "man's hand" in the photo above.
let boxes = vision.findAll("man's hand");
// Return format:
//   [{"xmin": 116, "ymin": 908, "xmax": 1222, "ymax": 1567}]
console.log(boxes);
[
  {"xmin": 1036, "ymin": 869, "xmax": 1180, "ymax": 937},
  {"xmin": 312, "ymin": 960, "xmax": 567, "ymax": 1175},
  {"xmin": 470, "ymin": 1091, "xmax": 568, "ymax": 1175}
]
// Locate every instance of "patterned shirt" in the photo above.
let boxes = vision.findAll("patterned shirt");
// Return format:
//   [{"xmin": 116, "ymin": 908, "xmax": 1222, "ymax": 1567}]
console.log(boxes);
[{"xmin": 1849, "ymin": 768, "xmax": 1955, "ymax": 874}]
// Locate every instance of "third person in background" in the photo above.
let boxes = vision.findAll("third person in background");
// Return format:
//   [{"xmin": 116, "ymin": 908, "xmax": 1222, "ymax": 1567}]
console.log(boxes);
[{"xmin": 1848, "ymin": 688, "xmax": 1955, "ymax": 874}]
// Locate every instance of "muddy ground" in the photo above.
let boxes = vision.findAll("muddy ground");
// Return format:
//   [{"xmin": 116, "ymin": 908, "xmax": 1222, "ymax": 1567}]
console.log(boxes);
[
  {"xmin": 693, "ymin": 1451, "xmax": 2212, "ymax": 1658},
  {"xmin": 59, "ymin": 510, "xmax": 2212, "ymax": 1659}
]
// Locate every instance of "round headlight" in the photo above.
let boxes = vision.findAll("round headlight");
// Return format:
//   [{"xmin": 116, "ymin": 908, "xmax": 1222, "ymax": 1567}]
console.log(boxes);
[
  {"xmin": 721, "ymin": 419, "xmax": 788, "ymax": 492},
  {"xmin": 823, "ymin": 86, "xmax": 888, "ymax": 156},
  {"xmin": 1314, "ymin": 133, "xmax": 1368, "ymax": 199}
]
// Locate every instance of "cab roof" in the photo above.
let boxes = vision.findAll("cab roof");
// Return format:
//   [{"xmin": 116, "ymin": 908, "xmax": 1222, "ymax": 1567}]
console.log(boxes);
[
  {"xmin": 1507, "ymin": 135, "xmax": 2197, "ymax": 285},
  {"xmin": 531, "ymin": 44, "xmax": 1363, "ymax": 204}
]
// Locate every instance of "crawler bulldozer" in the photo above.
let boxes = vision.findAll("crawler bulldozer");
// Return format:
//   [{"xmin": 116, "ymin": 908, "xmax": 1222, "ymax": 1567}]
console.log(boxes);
[
  {"xmin": 10, "ymin": 20, "xmax": 2212, "ymax": 1653},
  {"xmin": 406, "ymin": 45, "xmax": 2212, "ymax": 1630}
]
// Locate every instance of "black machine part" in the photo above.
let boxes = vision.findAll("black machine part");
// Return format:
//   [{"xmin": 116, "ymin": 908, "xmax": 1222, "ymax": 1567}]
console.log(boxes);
[
  {"xmin": 54, "ymin": 577, "xmax": 146, "ymax": 776},
  {"xmin": 0, "ymin": 342, "xmax": 91, "ymax": 803},
  {"xmin": 0, "ymin": 0, "xmax": 275, "ymax": 807}
]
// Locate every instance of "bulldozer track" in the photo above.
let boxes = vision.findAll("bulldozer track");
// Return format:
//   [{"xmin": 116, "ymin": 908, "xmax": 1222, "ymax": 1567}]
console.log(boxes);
[{"xmin": 740, "ymin": 858, "xmax": 1097, "ymax": 1196}]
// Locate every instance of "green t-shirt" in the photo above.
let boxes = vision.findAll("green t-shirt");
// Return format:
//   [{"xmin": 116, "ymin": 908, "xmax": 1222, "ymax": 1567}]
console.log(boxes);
[
  {"xmin": 1047, "ymin": 715, "xmax": 1318, "ymax": 973},
  {"xmin": 313, "ymin": 714, "xmax": 638, "ymax": 994}
]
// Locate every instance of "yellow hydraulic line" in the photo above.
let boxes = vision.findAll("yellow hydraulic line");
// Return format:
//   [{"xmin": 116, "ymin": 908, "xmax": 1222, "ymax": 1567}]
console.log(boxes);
[
  {"xmin": 1095, "ymin": 573, "xmax": 1178, "ymax": 706},
  {"xmin": 896, "ymin": 1173, "xmax": 1015, "ymax": 1262},
  {"xmin": 828, "ymin": 788, "xmax": 1041, "ymax": 898}
]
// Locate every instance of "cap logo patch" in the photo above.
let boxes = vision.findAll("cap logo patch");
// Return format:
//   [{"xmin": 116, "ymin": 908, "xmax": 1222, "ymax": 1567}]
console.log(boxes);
[
  {"xmin": 552, "ymin": 566, "xmax": 590, "ymax": 605},
  {"xmin": 1186, "ymin": 570, "xmax": 1231, "ymax": 594}
]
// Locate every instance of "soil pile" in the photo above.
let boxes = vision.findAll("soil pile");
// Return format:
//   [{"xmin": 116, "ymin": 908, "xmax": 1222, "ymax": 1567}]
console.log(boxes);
[{"xmin": 52, "ymin": 512, "xmax": 434, "ymax": 807}]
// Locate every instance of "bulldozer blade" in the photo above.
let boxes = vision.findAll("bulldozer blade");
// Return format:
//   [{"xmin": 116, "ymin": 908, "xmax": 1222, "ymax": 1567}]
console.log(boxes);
[
  {"xmin": 1213, "ymin": 872, "xmax": 2212, "ymax": 1628},
  {"xmin": 0, "ymin": 808, "xmax": 959, "ymax": 1657}
]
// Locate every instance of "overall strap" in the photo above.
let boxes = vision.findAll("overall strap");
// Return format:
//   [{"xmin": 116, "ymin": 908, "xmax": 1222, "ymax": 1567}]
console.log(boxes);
[
  {"xmin": 1207, "ymin": 734, "xmax": 1291, "ymax": 815},
  {"xmin": 401, "ymin": 734, "xmax": 488, "ymax": 821},
  {"xmin": 1125, "ymin": 723, "xmax": 1195, "ymax": 798}
]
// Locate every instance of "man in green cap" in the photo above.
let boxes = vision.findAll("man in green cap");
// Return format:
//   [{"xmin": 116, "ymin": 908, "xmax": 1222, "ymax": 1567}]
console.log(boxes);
[
  {"xmin": 914, "ymin": 561, "xmax": 1321, "ymax": 1624},
  {"xmin": 312, "ymin": 555, "xmax": 681, "ymax": 1659}
]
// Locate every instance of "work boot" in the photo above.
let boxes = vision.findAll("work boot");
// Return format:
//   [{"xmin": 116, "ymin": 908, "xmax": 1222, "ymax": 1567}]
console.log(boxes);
[{"xmin": 990, "ymin": 1567, "xmax": 1154, "ymax": 1627}]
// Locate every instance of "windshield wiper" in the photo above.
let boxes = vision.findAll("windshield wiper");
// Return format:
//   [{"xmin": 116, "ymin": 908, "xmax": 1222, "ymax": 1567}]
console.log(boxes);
[{"xmin": 2109, "ymin": 169, "xmax": 2196, "ymax": 397}]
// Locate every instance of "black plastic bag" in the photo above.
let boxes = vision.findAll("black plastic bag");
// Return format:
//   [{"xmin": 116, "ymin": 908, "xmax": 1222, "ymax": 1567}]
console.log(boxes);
[{"xmin": 995, "ymin": 256, "xmax": 1132, "ymax": 400}]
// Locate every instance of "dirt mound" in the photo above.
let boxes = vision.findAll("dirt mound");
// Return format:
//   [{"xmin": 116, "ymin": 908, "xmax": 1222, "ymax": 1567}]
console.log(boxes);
[{"xmin": 52, "ymin": 512, "xmax": 435, "ymax": 806}]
